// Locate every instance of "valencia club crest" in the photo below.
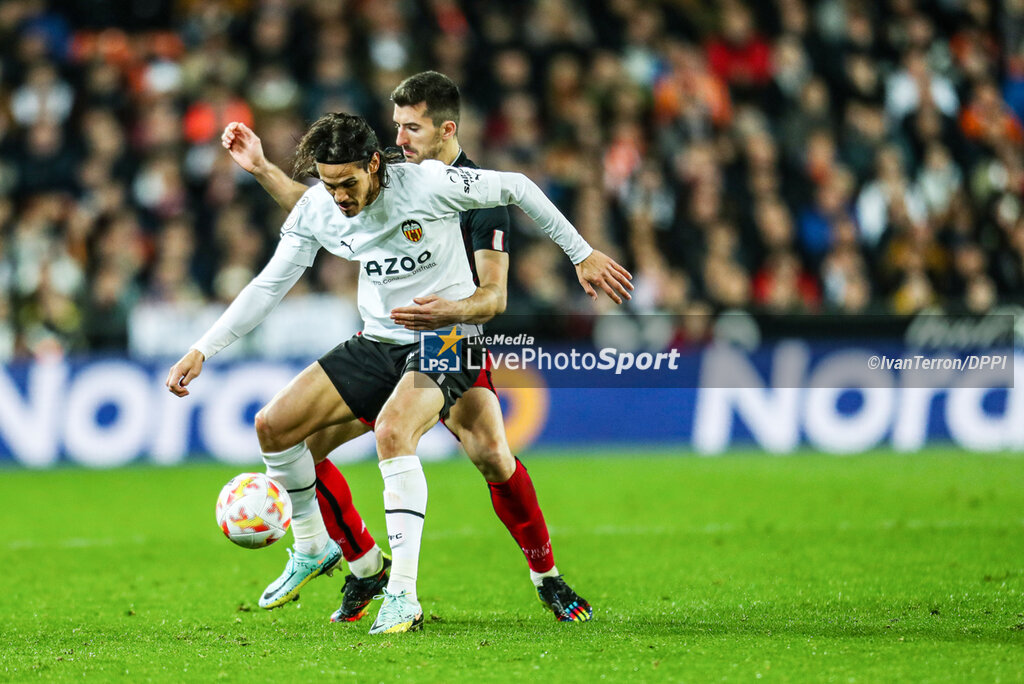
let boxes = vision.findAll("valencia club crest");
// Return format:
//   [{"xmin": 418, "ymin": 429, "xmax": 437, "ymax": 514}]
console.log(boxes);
[{"xmin": 401, "ymin": 219, "xmax": 423, "ymax": 243}]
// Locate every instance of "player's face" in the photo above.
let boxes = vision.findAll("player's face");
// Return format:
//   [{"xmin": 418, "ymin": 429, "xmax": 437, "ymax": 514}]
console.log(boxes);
[
  {"xmin": 393, "ymin": 102, "xmax": 446, "ymax": 163},
  {"xmin": 317, "ymin": 155, "xmax": 381, "ymax": 217}
]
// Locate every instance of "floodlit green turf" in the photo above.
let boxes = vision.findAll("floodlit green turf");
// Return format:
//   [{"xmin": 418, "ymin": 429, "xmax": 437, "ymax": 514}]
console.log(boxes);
[{"xmin": 1, "ymin": 448, "xmax": 1023, "ymax": 682}]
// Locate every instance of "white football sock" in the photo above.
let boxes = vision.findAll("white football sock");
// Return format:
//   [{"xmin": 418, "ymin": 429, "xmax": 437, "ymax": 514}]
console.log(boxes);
[
  {"xmin": 263, "ymin": 442, "xmax": 329, "ymax": 556},
  {"xmin": 530, "ymin": 566, "xmax": 560, "ymax": 588},
  {"xmin": 348, "ymin": 545, "xmax": 384, "ymax": 579},
  {"xmin": 379, "ymin": 455, "xmax": 427, "ymax": 603}
]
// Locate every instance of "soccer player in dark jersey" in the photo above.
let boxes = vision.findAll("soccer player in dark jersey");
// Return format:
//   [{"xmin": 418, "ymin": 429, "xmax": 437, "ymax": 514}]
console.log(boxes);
[{"xmin": 219, "ymin": 72, "xmax": 623, "ymax": 625}]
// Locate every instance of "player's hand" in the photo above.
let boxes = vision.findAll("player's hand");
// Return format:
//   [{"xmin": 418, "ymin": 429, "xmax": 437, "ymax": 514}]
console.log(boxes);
[
  {"xmin": 165, "ymin": 349, "xmax": 205, "ymax": 397},
  {"xmin": 575, "ymin": 249, "xmax": 633, "ymax": 304},
  {"xmin": 390, "ymin": 295, "xmax": 462, "ymax": 331},
  {"xmin": 221, "ymin": 122, "xmax": 266, "ymax": 175}
]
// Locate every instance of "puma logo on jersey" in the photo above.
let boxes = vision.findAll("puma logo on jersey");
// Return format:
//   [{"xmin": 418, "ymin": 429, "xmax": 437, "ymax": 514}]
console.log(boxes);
[{"xmin": 364, "ymin": 250, "xmax": 433, "ymax": 276}]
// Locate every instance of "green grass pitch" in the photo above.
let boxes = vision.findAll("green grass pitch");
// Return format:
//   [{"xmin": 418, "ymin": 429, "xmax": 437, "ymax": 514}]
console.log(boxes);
[{"xmin": 2, "ymin": 448, "xmax": 1023, "ymax": 682}]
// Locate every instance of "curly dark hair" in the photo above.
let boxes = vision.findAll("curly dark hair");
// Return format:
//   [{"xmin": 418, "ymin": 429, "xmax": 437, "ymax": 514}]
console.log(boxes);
[
  {"xmin": 390, "ymin": 71, "xmax": 461, "ymax": 127},
  {"xmin": 293, "ymin": 113, "xmax": 399, "ymax": 185}
]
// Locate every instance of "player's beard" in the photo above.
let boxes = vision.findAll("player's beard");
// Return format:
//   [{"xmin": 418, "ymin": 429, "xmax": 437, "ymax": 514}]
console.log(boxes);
[{"xmin": 413, "ymin": 129, "xmax": 446, "ymax": 164}]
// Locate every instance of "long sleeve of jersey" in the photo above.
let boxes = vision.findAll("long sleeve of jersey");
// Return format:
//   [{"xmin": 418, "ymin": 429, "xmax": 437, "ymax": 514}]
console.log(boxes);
[
  {"xmin": 190, "ymin": 251, "xmax": 308, "ymax": 360},
  {"xmin": 493, "ymin": 170, "xmax": 593, "ymax": 264},
  {"xmin": 421, "ymin": 161, "xmax": 593, "ymax": 264}
]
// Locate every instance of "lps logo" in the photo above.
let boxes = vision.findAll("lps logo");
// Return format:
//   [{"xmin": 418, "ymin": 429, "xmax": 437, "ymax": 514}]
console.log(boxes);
[{"xmin": 419, "ymin": 326, "xmax": 464, "ymax": 372}]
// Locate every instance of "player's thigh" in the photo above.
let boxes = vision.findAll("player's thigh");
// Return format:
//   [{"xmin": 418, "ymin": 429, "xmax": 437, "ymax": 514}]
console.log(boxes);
[
  {"xmin": 307, "ymin": 421, "xmax": 372, "ymax": 463},
  {"xmin": 446, "ymin": 387, "xmax": 514, "ymax": 475},
  {"xmin": 375, "ymin": 372, "xmax": 445, "ymax": 458},
  {"xmin": 258, "ymin": 361, "xmax": 357, "ymax": 445},
  {"xmin": 319, "ymin": 336, "xmax": 409, "ymax": 424}
]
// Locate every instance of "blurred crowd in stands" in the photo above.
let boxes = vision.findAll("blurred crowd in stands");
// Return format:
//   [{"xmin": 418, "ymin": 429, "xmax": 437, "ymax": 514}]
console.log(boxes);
[{"xmin": 0, "ymin": 0, "xmax": 1023, "ymax": 359}]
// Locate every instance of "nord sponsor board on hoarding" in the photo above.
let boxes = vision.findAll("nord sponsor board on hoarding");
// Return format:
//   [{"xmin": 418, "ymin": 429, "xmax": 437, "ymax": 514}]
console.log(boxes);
[{"xmin": 0, "ymin": 342, "xmax": 1018, "ymax": 467}]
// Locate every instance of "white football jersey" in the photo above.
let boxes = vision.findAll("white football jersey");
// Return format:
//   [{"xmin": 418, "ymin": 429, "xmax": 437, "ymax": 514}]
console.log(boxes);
[
  {"xmin": 276, "ymin": 161, "xmax": 507, "ymax": 343},
  {"xmin": 191, "ymin": 159, "xmax": 591, "ymax": 358}
]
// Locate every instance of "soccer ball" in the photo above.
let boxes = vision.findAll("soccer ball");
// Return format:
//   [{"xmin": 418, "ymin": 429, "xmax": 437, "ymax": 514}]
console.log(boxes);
[{"xmin": 215, "ymin": 473, "xmax": 292, "ymax": 549}]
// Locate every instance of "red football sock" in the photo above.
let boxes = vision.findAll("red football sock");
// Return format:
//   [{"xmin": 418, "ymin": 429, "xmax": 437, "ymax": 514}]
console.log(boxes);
[
  {"xmin": 314, "ymin": 459, "xmax": 377, "ymax": 562},
  {"xmin": 488, "ymin": 458, "xmax": 555, "ymax": 573}
]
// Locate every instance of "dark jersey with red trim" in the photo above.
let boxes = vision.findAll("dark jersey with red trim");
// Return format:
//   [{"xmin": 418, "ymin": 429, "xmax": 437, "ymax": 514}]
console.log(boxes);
[{"xmin": 454, "ymin": 150, "xmax": 510, "ymax": 285}]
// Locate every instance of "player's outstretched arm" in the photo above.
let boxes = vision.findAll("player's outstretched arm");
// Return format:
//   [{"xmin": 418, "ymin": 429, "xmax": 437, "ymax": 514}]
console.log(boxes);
[
  {"xmin": 222, "ymin": 122, "xmax": 307, "ymax": 211},
  {"xmin": 390, "ymin": 251, "xmax": 508, "ymax": 330},
  {"xmin": 575, "ymin": 249, "xmax": 634, "ymax": 304},
  {"xmin": 426, "ymin": 165, "xmax": 634, "ymax": 304},
  {"xmin": 488, "ymin": 171, "xmax": 633, "ymax": 304},
  {"xmin": 165, "ymin": 254, "xmax": 310, "ymax": 397},
  {"xmin": 165, "ymin": 349, "xmax": 205, "ymax": 397}
]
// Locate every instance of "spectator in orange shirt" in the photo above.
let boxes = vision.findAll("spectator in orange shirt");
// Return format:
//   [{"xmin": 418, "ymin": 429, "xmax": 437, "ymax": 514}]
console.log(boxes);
[
  {"xmin": 182, "ymin": 80, "xmax": 253, "ymax": 146},
  {"xmin": 959, "ymin": 80, "xmax": 1024, "ymax": 148}
]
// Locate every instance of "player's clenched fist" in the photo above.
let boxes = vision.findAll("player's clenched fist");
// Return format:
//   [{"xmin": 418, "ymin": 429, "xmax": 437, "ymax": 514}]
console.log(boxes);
[
  {"xmin": 165, "ymin": 348, "xmax": 205, "ymax": 397},
  {"xmin": 221, "ymin": 122, "xmax": 266, "ymax": 174}
]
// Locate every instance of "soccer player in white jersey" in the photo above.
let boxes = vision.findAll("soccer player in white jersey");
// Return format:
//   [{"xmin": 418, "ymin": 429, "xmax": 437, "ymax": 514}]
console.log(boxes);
[
  {"xmin": 220, "ymin": 71, "xmax": 617, "ymax": 625},
  {"xmin": 166, "ymin": 113, "xmax": 631, "ymax": 633}
]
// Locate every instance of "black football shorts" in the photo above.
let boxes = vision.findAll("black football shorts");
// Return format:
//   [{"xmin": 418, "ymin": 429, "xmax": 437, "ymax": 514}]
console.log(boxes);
[{"xmin": 317, "ymin": 334, "xmax": 489, "ymax": 423}]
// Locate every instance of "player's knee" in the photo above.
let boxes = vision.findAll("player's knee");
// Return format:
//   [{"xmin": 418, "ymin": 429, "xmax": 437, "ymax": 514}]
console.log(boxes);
[
  {"xmin": 374, "ymin": 418, "xmax": 410, "ymax": 458},
  {"xmin": 254, "ymin": 407, "xmax": 286, "ymax": 452},
  {"xmin": 254, "ymin": 408, "xmax": 271, "ymax": 441}
]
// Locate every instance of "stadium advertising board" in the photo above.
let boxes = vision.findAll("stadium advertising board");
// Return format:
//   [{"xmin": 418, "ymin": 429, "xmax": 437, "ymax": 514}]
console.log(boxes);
[{"xmin": 0, "ymin": 340, "xmax": 1018, "ymax": 467}]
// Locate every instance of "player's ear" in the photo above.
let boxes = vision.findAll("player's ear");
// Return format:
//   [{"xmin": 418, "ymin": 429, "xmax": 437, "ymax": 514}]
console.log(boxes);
[
  {"xmin": 367, "ymin": 152, "xmax": 381, "ymax": 173},
  {"xmin": 442, "ymin": 120, "xmax": 457, "ymax": 140}
]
